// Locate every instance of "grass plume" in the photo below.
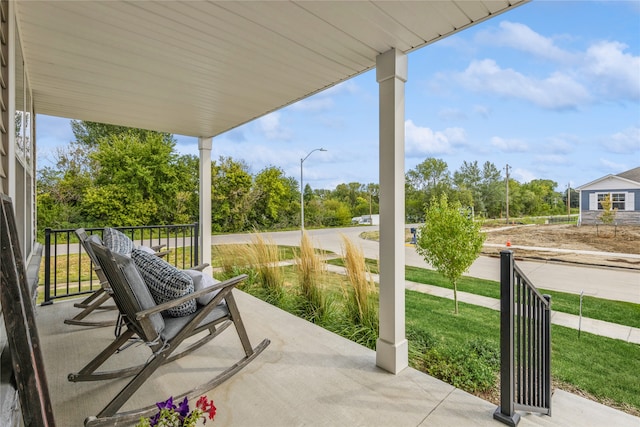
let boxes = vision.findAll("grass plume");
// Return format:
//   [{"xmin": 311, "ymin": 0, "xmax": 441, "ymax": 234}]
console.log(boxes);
[
  {"xmin": 296, "ymin": 231, "xmax": 331, "ymax": 323},
  {"xmin": 213, "ymin": 243, "xmax": 251, "ymax": 277},
  {"xmin": 247, "ymin": 233, "xmax": 284, "ymax": 303},
  {"xmin": 340, "ymin": 234, "xmax": 378, "ymax": 347}
]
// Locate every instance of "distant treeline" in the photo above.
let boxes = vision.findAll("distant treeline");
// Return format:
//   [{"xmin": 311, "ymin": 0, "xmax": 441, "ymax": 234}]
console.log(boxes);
[{"xmin": 37, "ymin": 122, "xmax": 578, "ymax": 234}]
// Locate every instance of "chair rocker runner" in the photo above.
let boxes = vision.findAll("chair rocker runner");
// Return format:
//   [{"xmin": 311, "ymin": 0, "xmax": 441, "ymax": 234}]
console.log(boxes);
[{"xmin": 73, "ymin": 241, "xmax": 270, "ymax": 427}]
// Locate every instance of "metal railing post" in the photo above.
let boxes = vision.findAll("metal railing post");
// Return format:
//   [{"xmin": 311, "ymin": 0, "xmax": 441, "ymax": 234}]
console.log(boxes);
[
  {"xmin": 543, "ymin": 294, "xmax": 552, "ymax": 416},
  {"xmin": 194, "ymin": 222, "xmax": 200, "ymax": 266},
  {"xmin": 42, "ymin": 228, "xmax": 53, "ymax": 305},
  {"xmin": 494, "ymin": 250, "xmax": 520, "ymax": 426}
]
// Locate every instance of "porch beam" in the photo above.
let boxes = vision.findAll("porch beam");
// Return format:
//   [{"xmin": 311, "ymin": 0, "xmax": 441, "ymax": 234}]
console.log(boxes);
[
  {"xmin": 198, "ymin": 137, "xmax": 212, "ymax": 271},
  {"xmin": 376, "ymin": 48, "xmax": 408, "ymax": 374}
]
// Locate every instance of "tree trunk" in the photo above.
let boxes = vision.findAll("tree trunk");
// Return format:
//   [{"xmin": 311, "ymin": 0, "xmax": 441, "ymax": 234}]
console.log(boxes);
[{"xmin": 453, "ymin": 279, "xmax": 459, "ymax": 315}]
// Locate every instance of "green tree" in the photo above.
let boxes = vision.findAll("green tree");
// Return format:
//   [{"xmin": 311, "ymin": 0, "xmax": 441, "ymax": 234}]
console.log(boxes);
[
  {"xmin": 252, "ymin": 166, "xmax": 296, "ymax": 228},
  {"xmin": 415, "ymin": 193, "xmax": 486, "ymax": 314},
  {"xmin": 71, "ymin": 120, "xmax": 174, "ymax": 147},
  {"xmin": 173, "ymin": 154, "xmax": 200, "ymax": 224},
  {"xmin": 332, "ymin": 182, "xmax": 367, "ymax": 217},
  {"xmin": 210, "ymin": 156, "xmax": 254, "ymax": 232},
  {"xmin": 520, "ymin": 179, "xmax": 558, "ymax": 215},
  {"xmin": 407, "ymin": 158, "xmax": 450, "ymax": 190},
  {"xmin": 321, "ymin": 199, "xmax": 352, "ymax": 226},
  {"xmin": 36, "ymin": 142, "xmax": 96, "ymax": 229},
  {"xmin": 82, "ymin": 131, "xmax": 180, "ymax": 225},
  {"xmin": 406, "ymin": 158, "xmax": 452, "ymax": 214},
  {"xmin": 453, "ymin": 160, "xmax": 483, "ymax": 212},
  {"xmin": 479, "ymin": 161, "xmax": 503, "ymax": 218}
]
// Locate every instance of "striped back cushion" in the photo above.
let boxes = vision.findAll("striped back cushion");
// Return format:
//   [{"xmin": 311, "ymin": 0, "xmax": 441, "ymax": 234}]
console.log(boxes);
[
  {"xmin": 131, "ymin": 249, "xmax": 196, "ymax": 317},
  {"xmin": 103, "ymin": 227, "xmax": 134, "ymax": 255}
]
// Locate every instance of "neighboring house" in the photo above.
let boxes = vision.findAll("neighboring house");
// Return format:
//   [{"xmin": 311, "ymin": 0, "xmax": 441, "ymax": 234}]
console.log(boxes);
[{"xmin": 576, "ymin": 167, "xmax": 640, "ymax": 225}]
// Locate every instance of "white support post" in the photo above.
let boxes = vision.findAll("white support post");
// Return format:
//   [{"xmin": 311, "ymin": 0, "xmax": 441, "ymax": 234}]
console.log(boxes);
[
  {"xmin": 198, "ymin": 137, "xmax": 212, "ymax": 272},
  {"xmin": 376, "ymin": 48, "xmax": 408, "ymax": 374}
]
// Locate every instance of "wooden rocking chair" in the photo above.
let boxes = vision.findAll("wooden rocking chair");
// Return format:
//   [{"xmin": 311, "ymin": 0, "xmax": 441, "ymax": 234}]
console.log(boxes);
[
  {"xmin": 64, "ymin": 228, "xmax": 203, "ymax": 330},
  {"xmin": 72, "ymin": 240, "xmax": 269, "ymax": 427}
]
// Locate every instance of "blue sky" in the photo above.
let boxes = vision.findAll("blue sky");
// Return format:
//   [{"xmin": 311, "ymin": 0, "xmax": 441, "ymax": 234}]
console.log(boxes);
[{"xmin": 37, "ymin": 0, "xmax": 640, "ymax": 193}]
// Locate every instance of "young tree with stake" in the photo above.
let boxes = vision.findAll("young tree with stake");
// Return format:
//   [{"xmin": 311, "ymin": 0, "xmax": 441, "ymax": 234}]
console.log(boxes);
[{"xmin": 415, "ymin": 193, "xmax": 486, "ymax": 314}]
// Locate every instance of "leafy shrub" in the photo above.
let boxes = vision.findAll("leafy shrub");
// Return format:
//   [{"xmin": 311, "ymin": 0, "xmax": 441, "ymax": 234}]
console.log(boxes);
[{"xmin": 408, "ymin": 330, "xmax": 498, "ymax": 394}]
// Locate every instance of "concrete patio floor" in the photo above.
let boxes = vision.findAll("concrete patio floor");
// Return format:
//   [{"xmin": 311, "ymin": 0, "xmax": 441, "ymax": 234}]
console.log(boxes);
[{"xmin": 38, "ymin": 291, "xmax": 638, "ymax": 427}]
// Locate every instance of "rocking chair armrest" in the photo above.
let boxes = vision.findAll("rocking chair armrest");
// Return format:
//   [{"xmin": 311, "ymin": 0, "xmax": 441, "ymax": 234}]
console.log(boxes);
[
  {"xmin": 135, "ymin": 274, "xmax": 248, "ymax": 320},
  {"xmin": 189, "ymin": 263, "xmax": 209, "ymax": 272},
  {"xmin": 150, "ymin": 244, "xmax": 166, "ymax": 252},
  {"xmin": 154, "ymin": 250, "xmax": 171, "ymax": 258}
]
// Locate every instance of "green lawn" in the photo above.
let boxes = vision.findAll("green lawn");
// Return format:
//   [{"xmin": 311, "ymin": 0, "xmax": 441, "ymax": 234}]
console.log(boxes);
[
  {"xmin": 405, "ymin": 290, "xmax": 640, "ymax": 412},
  {"xmin": 327, "ymin": 258, "xmax": 640, "ymax": 329}
]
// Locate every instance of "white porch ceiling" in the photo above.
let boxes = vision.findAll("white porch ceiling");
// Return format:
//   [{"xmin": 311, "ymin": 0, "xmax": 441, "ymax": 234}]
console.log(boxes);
[{"xmin": 16, "ymin": 1, "xmax": 527, "ymax": 138}]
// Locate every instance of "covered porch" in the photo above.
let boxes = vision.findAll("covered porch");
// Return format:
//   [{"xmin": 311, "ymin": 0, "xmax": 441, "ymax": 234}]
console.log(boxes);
[
  {"xmin": 7, "ymin": 0, "xmax": 531, "ymax": 378},
  {"xmin": 39, "ymin": 291, "xmax": 634, "ymax": 426},
  {"xmin": 1, "ymin": 1, "xmax": 545, "ymax": 425}
]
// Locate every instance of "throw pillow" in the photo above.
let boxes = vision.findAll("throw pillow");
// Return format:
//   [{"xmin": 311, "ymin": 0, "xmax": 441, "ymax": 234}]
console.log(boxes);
[
  {"xmin": 136, "ymin": 245, "xmax": 156, "ymax": 255},
  {"xmin": 182, "ymin": 270, "xmax": 221, "ymax": 306},
  {"xmin": 112, "ymin": 251, "xmax": 165, "ymax": 335},
  {"xmin": 103, "ymin": 227, "xmax": 135, "ymax": 255},
  {"xmin": 131, "ymin": 249, "xmax": 196, "ymax": 317}
]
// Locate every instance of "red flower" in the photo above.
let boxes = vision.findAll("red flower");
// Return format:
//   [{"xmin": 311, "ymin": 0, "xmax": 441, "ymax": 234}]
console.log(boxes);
[{"xmin": 196, "ymin": 396, "xmax": 217, "ymax": 421}]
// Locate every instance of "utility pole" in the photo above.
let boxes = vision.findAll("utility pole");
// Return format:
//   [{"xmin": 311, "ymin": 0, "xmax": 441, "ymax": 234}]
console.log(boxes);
[
  {"xmin": 505, "ymin": 164, "xmax": 510, "ymax": 224},
  {"xmin": 567, "ymin": 182, "xmax": 571, "ymax": 218}
]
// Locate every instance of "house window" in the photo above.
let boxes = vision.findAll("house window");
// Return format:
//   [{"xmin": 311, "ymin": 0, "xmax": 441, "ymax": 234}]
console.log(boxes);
[
  {"xmin": 597, "ymin": 193, "xmax": 625, "ymax": 210},
  {"xmin": 611, "ymin": 193, "xmax": 625, "ymax": 210}
]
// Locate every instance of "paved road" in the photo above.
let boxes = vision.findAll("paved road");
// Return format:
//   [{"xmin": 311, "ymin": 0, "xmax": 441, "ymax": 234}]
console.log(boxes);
[{"xmin": 211, "ymin": 226, "xmax": 640, "ymax": 304}]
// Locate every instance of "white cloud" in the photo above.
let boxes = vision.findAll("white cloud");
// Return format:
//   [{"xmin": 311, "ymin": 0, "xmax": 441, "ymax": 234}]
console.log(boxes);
[
  {"xmin": 291, "ymin": 80, "xmax": 360, "ymax": 112},
  {"xmin": 583, "ymin": 41, "xmax": 640, "ymax": 100},
  {"xmin": 545, "ymin": 135, "xmax": 577, "ymax": 154},
  {"xmin": 534, "ymin": 154, "xmax": 570, "ymax": 165},
  {"xmin": 513, "ymin": 168, "xmax": 536, "ymax": 183},
  {"xmin": 598, "ymin": 158, "xmax": 629, "ymax": 173},
  {"xmin": 404, "ymin": 120, "xmax": 466, "ymax": 157},
  {"xmin": 256, "ymin": 112, "xmax": 292, "ymax": 141},
  {"xmin": 291, "ymin": 97, "xmax": 334, "ymax": 112},
  {"xmin": 438, "ymin": 108, "xmax": 467, "ymax": 121},
  {"xmin": 450, "ymin": 21, "xmax": 639, "ymax": 107},
  {"xmin": 456, "ymin": 59, "xmax": 590, "ymax": 109},
  {"xmin": 491, "ymin": 136, "xmax": 528, "ymax": 152},
  {"xmin": 322, "ymin": 80, "xmax": 359, "ymax": 96},
  {"xmin": 601, "ymin": 126, "xmax": 640, "ymax": 154},
  {"xmin": 476, "ymin": 21, "xmax": 575, "ymax": 64},
  {"xmin": 473, "ymin": 105, "xmax": 491, "ymax": 118}
]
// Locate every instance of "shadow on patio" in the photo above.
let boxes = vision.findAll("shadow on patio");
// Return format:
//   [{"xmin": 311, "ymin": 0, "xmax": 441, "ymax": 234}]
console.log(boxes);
[{"xmin": 38, "ymin": 291, "xmax": 637, "ymax": 426}]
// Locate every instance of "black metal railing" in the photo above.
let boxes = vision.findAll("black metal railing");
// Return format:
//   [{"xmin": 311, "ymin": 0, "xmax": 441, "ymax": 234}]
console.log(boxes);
[
  {"xmin": 42, "ymin": 223, "xmax": 200, "ymax": 304},
  {"xmin": 494, "ymin": 250, "xmax": 551, "ymax": 426}
]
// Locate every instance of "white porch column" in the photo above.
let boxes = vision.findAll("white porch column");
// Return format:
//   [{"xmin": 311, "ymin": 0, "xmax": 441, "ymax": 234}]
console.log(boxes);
[
  {"xmin": 376, "ymin": 48, "xmax": 408, "ymax": 374},
  {"xmin": 198, "ymin": 137, "xmax": 212, "ymax": 271}
]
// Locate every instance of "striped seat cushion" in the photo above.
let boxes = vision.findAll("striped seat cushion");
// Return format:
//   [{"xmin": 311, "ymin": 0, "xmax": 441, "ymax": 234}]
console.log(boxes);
[{"xmin": 131, "ymin": 248, "xmax": 196, "ymax": 317}]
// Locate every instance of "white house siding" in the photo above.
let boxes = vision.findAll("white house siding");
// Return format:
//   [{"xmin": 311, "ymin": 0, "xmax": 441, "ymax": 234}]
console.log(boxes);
[{"xmin": 1, "ymin": 2, "xmax": 39, "ymax": 424}]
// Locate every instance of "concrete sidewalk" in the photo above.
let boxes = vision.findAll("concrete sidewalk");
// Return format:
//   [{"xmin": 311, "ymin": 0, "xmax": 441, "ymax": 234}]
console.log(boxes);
[{"xmin": 324, "ymin": 263, "xmax": 640, "ymax": 345}]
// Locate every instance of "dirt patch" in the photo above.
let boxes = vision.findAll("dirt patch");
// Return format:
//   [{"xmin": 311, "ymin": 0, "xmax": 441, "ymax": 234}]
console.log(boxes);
[{"xmin": 481, "ymin": 224, "xmax": 640, "ymax": 270}]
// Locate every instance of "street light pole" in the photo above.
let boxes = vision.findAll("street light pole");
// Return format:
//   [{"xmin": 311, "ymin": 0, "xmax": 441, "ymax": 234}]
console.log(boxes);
[{"xmin": 300, "ymin": 148, "xmax": 326, "ymax": 235}]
